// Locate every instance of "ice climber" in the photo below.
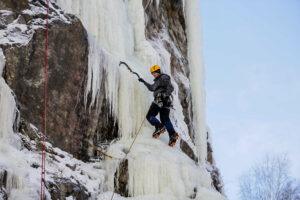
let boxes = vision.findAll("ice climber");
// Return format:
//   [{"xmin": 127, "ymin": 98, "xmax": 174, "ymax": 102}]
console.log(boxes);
[{"xmin": 138, "ymin": 65, "xmax": 179, "ymax": 147}]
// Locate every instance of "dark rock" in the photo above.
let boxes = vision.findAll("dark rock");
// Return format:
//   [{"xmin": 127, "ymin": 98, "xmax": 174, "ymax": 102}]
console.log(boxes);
[
  {"xmin": 143, "ymin": 0, "xmax": 195, "ymax": 139},
  {"xmin": 1, "ymin": 0, "xmax": 119, "ymax": 161},
  {"xmin": 206, "ymin": 132, "xmax": 224, "ymax": 194},
  {"xmin": 94, "ymin": 97, "xmax": 119, "ymax": 144},
  {"xmin": 19, "ymin": 118, "xmax": 41, "ymax": 141},
  {"xmin": 114, "ymin": 159, "xmax": 129, "ymax": 197},
  {"xmin": 49, "ymin": 154, "xmax": 59, "ymax": 162},
  {"xmin": 210, "ymin": 167, "xmax": 223, "ymax": 194},
  {"xmin": 0, "ymin": 11, "xmax": 17, "ymax": 26},
  {"xmin": 180, "ymin": 139, "xmax": 198, "ymax": 163},
  {"xmin": 30, "ymin": 163, "xmax": 40, "ymax": 169},
  {"xmin": 0, "ymin": 170, "xmax": 7, "ymax": 188},
  {"xmin": 58, "ymin": 154, "xmax": 65, "ymax": 158},
  {"xmin": 0, "ymin": 169, "xmax": 8, "ymax": 200},
  {"xmin": 207, "ymin": 142, "xmax": 213, "ymax": 165},
  {"xmin": 46, "ymin": 178, "xmax": 89, "ymax": 200},
  {"xmin": 190, "ymin": 187, "xmax": 197, "ymax": 199},
  {"xmin": 66, "ymin": 164, "xmax": 76, "ymax": 171},
  {"xmin": 0, "ymin": 0, "xmax": 29, "ymax": 11},
  {"xmin": 0, "ymin": 187, "xmax": 8, "ymax": 200}
]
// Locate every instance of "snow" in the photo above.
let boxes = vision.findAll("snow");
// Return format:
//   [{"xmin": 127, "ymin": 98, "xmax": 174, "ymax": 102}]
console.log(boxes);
[
  {"xmin": 196, "ymin": 187, "xmax": 227, "ymax": 200},
  {"xmin": 0, "ymin": 0, "xmax": 71, "ymax": 47},
  {"xmin": 0, "ymin": 14, "xmax": 34, "ymax": 46}
]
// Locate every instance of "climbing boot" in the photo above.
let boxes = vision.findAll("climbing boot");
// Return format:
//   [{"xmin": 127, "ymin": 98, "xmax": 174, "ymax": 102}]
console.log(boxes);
[
  {"xmin": 168, "ymin": 133, "xmax": 179, "ymax": 147},
  {"xmin": 152, "ymin": 124, "xmax": 166, "ymax": 138}
]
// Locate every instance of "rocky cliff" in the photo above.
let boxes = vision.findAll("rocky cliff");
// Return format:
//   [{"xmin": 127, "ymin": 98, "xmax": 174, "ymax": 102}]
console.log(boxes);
[
  {"xmin": 0, "ymin": 0, "xmax": 119, "ymax": 161},
  {"xmin": 0, "ymin": 0, "xmax": 226, "ymax": 199}
]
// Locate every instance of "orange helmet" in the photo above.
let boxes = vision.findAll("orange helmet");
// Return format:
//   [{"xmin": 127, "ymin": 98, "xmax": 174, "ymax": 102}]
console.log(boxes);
[{"xmin": 150, "ymin": 65, "xmax": 160, "ymax": 73}]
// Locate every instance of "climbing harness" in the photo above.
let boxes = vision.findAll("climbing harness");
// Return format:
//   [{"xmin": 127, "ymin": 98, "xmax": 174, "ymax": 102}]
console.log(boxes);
[
  {"xmin": 110, "ymin": 110, "xmax": 148, "ymax": 200},
  {"xmin": 40, "ymin": 0, "xmax": 49, "ymax": 199},
  {"xmin": 119, "ymin": 61, "xmax": 141, "ymax": 79}
]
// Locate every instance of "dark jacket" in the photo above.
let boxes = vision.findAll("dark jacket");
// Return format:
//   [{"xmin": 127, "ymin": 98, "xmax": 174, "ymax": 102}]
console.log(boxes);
[{"xmin": 142, "ymin": 73, "xmax": 174, "ymax": 98}]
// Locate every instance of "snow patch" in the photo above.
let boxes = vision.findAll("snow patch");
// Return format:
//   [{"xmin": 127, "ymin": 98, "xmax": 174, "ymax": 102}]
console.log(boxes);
[{"xmin": 0, "ymin": 0, "xmax": 71, "ymax": 46}]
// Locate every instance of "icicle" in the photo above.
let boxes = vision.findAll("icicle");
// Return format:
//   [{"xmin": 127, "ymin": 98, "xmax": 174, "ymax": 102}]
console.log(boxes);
[
  {"xmin": 56, "ymin": 0, "xmax": 135, "ymax": 58},
  {"xmin": 84, "ymin": 33, "xmax": 120, "ymax": 118},
  {"xmin": 185, "ymin": 0, "xmax": 207, "ymax": 165},
  {"xmin": 0, "ymin": 49, "xmax": 17, "ymax": 140}
]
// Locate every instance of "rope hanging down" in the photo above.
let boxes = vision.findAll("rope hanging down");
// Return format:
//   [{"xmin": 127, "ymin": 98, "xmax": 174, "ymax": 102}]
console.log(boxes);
[{"xmin": 41, "ymin": 0, "xmax": 49, "ymax": 199}]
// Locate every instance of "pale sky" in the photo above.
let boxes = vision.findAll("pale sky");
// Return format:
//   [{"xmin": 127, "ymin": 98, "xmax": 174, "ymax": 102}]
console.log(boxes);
[{"xmin": 199, "ymin": 0, "xmax": 300, "ymax": 199}]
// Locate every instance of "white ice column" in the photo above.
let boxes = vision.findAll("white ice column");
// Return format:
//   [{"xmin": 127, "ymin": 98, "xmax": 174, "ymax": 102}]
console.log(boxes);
[{"xmin": 185, "ymin": 0, "xmax": 207, "ymax": 164}]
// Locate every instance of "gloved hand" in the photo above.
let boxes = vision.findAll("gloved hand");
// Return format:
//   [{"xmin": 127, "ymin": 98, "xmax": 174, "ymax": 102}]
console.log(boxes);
[{"xmin": 138, "ymin": 78, "xmax": 145, "ymax": 83}]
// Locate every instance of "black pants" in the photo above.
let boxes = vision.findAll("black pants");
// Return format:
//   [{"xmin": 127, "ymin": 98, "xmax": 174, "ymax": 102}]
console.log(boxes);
[{"xmin": 146, "ymin": 102, "xmax": 176, "ymax": 136}]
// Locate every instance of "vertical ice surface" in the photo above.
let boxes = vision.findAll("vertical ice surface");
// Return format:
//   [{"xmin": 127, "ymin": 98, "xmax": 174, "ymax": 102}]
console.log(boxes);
[
  {"xmin": 56, "ymin": 0, "xmax": 177, "ymax": 140},
  {"xmin": 101, "ymin": 130, "xmax": 216, "ymax": 199},
  {"xmin": 85, "ymin": 33, "xmax": 119, "ymax": 117},
  {"xmin": 185, "ymin": 0, "xmax": 207, "ymax": 165},
  {"xmin": 126, "ymin": 138, "xmax": 212, "ymax": 197},
  {"xmin": 27, "ymin": 0, "xmax": 223, "ymax": 199},
  {"xmin": 127, "ymin": 0, "xmax": 161, "ymax": 66},
  {"xmin": 56, "ymin": 0, "xmax": 135, "ymax": 59},
  {"xmin": 0, "ymin": 49, "xmax": 16, "ymax": 140}
]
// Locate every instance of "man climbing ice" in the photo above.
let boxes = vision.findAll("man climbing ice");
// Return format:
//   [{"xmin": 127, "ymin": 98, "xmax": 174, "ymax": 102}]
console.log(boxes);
[{"xmin": 138, "ymin": 65, "xmax": 179, "ymax": 147}]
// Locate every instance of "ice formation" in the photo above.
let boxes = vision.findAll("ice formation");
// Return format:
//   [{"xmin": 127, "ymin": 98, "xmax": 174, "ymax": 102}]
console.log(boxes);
[
  {"xmin": 185, "ymin": 0, "xmax": 207, "ymax": 165},
  {"xmin": 0, "ymin": 0, "xmax": 226, "ymax": 199}
]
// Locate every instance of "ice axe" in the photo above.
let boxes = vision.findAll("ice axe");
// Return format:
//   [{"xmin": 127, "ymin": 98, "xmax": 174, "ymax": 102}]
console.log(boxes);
[{"xmin": 119, "ymin": 61, "xmax": 141, "ymax": 79}]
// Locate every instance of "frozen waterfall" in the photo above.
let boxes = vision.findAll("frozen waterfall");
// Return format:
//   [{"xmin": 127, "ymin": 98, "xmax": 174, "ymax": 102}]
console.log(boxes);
[
  {"xmin": 0, "ymin": 0, "xmax": 226, "ymax": 199},
  {"xmin": 55, "ymin": 0, "xmax": 224, "ymax": 199}
]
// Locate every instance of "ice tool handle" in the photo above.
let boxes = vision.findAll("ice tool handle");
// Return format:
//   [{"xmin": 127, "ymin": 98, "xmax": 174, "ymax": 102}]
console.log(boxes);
[{"xmin": 119, "ymin": 61, "xmax": 141, "ymax": 79}]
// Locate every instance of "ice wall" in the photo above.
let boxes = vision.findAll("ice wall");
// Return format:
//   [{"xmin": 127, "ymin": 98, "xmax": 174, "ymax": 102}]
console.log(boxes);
[
  {"xmin": 56, "ymin": 0, "xmax": 189, "ymax": 140},
  {"xmin": 185, "ymin": 0, "xmax": 207, "ymax": 165},
  {"xmin": 54, "ymin": 0, "xmax": 224, "ymax": 199},
  {"xmin": 55, "ymin": 0, "xmax": 134, "ymax": 59},
  {"xmin": 0, "ymin": 49, "xmax": 17, "ymax": 140}
]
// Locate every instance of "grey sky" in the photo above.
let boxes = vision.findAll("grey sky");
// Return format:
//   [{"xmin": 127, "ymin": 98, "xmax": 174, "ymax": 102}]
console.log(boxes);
[{"xmin": 199, "ymin": 0, "xmax": 300, "ymax": 199}]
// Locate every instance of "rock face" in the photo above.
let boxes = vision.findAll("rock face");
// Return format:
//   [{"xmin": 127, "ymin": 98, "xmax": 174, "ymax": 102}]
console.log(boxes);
[
  {"xmin": 0, "ymin": 0, "xmax": 29, "ymax": 11},
  {"xmin": 206, "ymin": 132, "xmax": 224, "ymax": 194},
  {"xmin": 143, "ymin": 0, "xmax": 195, "ymax": 140},
  {"xmin": 0, "ymin": 169, "xmax": 8, "ymax": 200},
  {"xmin": 114, "ymin": 159, "xmax": 129, "ymax": 197},
  {"xmin": 0, "ymin": 188, "xmax": 7, "ymax": 200},
  {"xmin": 0, "ymin": 0, "xmax": 118, "ymax": 161},
  {"xmin": 46, "ymin": 178, "xmax": 90, "ymax": 200},
  {"xmin": 180, "ymin": 139, "xmax": 198, "ymax": 163}
]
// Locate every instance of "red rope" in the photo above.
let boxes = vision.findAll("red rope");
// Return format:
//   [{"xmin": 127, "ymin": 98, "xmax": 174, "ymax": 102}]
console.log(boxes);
[{"xmin": 41, "ymin": 0, "xmax": 49, "ymax": 199}]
